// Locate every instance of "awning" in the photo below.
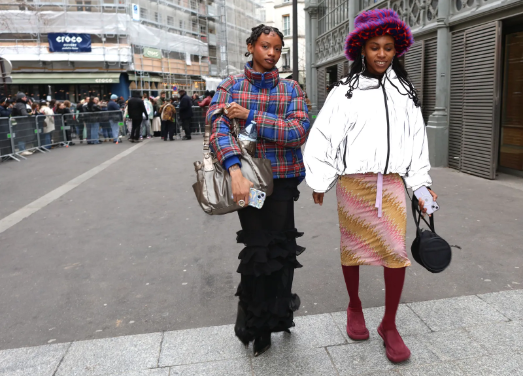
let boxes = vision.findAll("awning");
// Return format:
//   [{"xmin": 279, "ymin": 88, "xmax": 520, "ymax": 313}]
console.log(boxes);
[
  {"xmin": 128, "ymin": 74, "xmax": 163, "ymax": 82},
  {"xmin": 10, "ymin": 72, "xmax": 122, "ymax": 84}
]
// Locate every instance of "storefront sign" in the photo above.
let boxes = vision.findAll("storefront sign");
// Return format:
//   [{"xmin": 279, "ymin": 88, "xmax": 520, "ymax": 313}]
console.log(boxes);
[
  {"xmin": 144, "ymin": 47, "xmax": 162, "ymax": 59},
  {"xmin": 48, "ymin": 33, "xmax": 91, "ymax": 53},
  {"xmin": 132, "ymin": 4, "xmax": 140, "ymax": 21}
]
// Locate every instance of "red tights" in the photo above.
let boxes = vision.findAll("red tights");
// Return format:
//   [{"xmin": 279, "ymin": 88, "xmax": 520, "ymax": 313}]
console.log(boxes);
[
  {"xmin": 342, "ymin": 265, "xmax": 410, "ymax": 362},
  {"xmin": 341, "ymin": 265, "xmax": 406, "ymax": 326}
]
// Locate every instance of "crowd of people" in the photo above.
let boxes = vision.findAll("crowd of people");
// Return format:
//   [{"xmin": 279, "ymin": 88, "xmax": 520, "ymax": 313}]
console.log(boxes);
[{"xmin": 0, "ymin": 89, "xmax": 216, "ymax": 156}]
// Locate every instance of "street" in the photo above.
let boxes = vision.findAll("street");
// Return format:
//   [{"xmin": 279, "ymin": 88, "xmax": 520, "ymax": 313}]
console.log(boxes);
[{"xmin": 0, "ymin": 138, "xmax": 521, "ymax": 351}]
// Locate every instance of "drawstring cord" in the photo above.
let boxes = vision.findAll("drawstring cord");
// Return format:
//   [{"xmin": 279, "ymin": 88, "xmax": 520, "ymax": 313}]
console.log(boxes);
[{"xmin": 375, "ymin": 172, "xmax": 383, "ymax": 218}]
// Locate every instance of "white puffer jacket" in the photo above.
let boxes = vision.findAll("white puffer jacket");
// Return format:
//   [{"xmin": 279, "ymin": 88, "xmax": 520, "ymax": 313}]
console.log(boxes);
[{"xmin": 304, "ymin": 66, "xmax": 432, "ymax": 193}]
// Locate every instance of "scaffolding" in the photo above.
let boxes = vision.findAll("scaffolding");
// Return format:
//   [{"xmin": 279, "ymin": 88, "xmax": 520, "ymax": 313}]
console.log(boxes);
[{"xmin": 0, "ymin": 0, "xmax": 263, "ymax": 97}]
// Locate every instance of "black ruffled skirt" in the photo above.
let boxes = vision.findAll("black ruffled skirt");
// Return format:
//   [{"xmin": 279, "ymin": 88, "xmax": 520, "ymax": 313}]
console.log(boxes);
[{"xmin": 235, "ymin": 178, "xmax": 305, "ymax": 343}]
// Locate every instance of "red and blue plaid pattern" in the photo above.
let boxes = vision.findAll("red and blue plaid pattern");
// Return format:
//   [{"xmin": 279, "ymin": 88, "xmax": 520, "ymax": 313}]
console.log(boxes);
[{"xmin": 207, "ymin": 61, "xmax": 310, "ymax": 180}]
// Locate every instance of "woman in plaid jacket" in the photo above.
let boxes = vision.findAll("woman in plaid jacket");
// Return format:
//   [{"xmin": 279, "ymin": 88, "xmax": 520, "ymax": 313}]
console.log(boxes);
[{"xmin": 207, "ymin": 25, "xmax": 311, "ymax": 356}]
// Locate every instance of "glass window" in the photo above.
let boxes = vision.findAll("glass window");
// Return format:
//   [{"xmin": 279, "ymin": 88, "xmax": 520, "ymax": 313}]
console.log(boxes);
[
  {"xmin": 283, "ymin": 15, "xmax": 290, "ymax": 36},
  {"xmin": 318, "ymin": 0, "xmax": 348, "ymax": 35}
]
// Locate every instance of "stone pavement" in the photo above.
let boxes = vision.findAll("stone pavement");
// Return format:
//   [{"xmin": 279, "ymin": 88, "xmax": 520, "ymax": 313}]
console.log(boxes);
[{"xmin": 1, "ymin": 289, "xmax": 521, "ymax": 376}]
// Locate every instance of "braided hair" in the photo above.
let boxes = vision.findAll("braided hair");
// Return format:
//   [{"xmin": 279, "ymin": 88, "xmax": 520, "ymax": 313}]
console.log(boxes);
[
  {"xmin": 334, "ymin": 51, "xmax": 421, "ymax": 107},
  {"xmin": 244, "ymin": 24, "xmax": 285, "ymax": 57}
]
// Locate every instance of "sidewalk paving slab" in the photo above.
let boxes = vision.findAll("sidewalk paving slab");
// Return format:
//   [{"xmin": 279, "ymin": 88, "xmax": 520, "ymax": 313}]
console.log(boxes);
[
  {"xmin": 465, "ymin": 320, "xmax": 523, "ymax": 354},
  {"xmin": 158, "ymin": 325, "xmax": 250, "ymax": 367},
  {"xmin": 417, "ymin": 328, "xmax": 487, "ymax": 361},
  {"xmin": 251, "ymin": 347, "xmax": 337, "ymax": 376},
  {"xmin": 0, "ymin": 343, "xmax": 69, "ymax": 376},
  {"xmin": 398, "ymin": 362, "xmax": 465, "ymax": 376},
  {"xmin": 54, "ymin": 333, "xmax": 162, "ymax": 376},
  {"xmin": 0, "ymin": 290, "xmax": 521, "ymax": 376},
  {"xmin": 454, "ymin": 352, "xmax": 523, "ymax": 376},
  {"xmin": 407, "ymin": 294, "xmax": 509, "ymax": 331},
  {"xmin": 169, "ymin": 358, "xmax": 252, "ymax": 376},
  {"xmin": 477, "ymin": 289, "xmax": 523, "ymax": 320}
]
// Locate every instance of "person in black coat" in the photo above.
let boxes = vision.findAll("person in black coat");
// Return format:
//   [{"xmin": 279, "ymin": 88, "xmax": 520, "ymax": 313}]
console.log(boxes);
[
  {"xmin": 0, "ymin": 97, "xmax": 12, "ymax": 156},
  {"xmin": 127, "ymin": 92, "xmax": 148, "ymax": 143},
  {"xmin": 178, "ymin": 90, "xmax": 193, "ymax": 140}
]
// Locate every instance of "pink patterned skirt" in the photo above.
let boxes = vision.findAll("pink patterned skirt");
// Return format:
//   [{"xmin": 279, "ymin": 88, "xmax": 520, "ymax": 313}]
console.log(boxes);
[{"xmin": 336, "ymin": 173, "xmax": 411, "ymax": 268}]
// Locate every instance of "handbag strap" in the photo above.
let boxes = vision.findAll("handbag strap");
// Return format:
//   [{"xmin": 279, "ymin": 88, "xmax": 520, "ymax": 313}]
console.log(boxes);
[
  {"xmin": 403, "ymin": 180, "xmax": 435, "ymax": 232},
  {"xmin": 204, "ymin": 107, "xmax": 242, "ymax": 154}
]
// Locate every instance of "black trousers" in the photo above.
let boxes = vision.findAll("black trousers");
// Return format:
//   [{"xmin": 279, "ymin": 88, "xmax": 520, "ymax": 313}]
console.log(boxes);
[
  {"xmin": 130, "ymin": 117, "xmax": 142, "ymax": 140},
  {"xmin": 234, "ymin": 179, "xmax": 303, "ymax": 342},
  {"xmin": 180, "ymin": 118, "xmax": 191, "ymax": 139},
  {"xmin": 161, "ymin": 120, "xmax": 176, "ymax": 140}
]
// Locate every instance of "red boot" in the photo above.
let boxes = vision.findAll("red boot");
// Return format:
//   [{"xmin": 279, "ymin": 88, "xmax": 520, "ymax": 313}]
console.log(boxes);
[
  {"xmin": 342, "ymin": 265, "xmax": 369, "ymax": 340},
  {"xmin": 379, "ymin": 267, "xmax": 410, "ymax": 363},
  {"xmin": 377, "ymin": 323, "xmax": 410, "ymax": 363}
]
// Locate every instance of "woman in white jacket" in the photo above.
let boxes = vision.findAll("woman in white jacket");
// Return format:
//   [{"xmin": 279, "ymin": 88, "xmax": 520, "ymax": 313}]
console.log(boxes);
[{"xmin": 304, "ymin": 9, "xmax": 438, "ymax": 363}]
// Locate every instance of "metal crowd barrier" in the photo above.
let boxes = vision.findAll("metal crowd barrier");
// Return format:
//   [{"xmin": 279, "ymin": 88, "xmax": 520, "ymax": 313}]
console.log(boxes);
[
  {"xmin": 190, "ymin": 106, "xmax": 207, "ymax": 135},
  {"xmin": 0, "ymin": 110, "xmax": 126, "ymax": 162},
  {"xmin": 65, "ymin": 110, "xmax": 125, "ymax": 144}
]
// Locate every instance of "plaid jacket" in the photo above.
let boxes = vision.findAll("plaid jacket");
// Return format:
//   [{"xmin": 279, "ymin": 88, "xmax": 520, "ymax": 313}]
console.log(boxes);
[{"xmin": 207, "ymin": 62, "xmax": 311, "ymax": 180}]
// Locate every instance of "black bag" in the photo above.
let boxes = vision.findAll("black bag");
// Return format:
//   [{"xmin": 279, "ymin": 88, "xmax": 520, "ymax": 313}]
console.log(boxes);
[{"xmin": 409, "ymin": 193, "xmax": 452, "ymax": 273}]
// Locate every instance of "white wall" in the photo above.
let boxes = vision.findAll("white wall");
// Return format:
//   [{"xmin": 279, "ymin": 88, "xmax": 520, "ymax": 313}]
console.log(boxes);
[{"xmin": 262, "ymin": 0, "xmax": 306, "ymax": 82}]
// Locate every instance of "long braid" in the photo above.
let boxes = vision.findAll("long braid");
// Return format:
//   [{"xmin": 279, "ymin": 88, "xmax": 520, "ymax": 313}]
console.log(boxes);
[{"xmin": 244, "ymin": 24, "xmax": 285, "ymax": 57}]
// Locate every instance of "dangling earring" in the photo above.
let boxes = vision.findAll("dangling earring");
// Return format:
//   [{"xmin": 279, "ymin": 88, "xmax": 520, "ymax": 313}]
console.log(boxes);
[{"xmin": 361, "ymin": 55, "xmax": 366, "ymax": 73}]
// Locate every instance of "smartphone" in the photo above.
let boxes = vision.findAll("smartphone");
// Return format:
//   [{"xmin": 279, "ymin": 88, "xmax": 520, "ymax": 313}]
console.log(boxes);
[
  {"xmin": 248, "ymin": 188, "xmax": 266, "ymax": 209},
  {"xmin": 414, "ymin": 187, "xmax": 440, "ymax": 215}
]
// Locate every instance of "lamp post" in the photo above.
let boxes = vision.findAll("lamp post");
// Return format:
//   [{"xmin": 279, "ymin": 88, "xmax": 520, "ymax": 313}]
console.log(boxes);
[{"xmin": 292, "ymin": 0, "xmax": 298, "ymax": 82}]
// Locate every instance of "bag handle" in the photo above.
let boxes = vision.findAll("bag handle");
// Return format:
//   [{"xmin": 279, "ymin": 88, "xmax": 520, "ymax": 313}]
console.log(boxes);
[
  {"xmin": 204, "ymin": 107, "xmax": 243, "ymax": 154},
  {"xmin": 403, "ymin": 180, "xmax": 435, "ymax": 232}
]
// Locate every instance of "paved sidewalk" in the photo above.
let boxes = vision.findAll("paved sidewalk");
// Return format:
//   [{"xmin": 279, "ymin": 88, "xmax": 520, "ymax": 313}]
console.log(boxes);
[{"xmin": 1, "ymin": 289, "xmax": 521, "ymax": 376}]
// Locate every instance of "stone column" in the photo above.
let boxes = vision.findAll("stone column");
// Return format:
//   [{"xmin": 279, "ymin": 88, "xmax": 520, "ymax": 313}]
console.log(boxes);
[
  {"xmin": 426, "ymin": 0, "xmax": 451, "ymax": 167},
  {"xmin": 348, "ymin": 0, "xmax": 358, "ymax": 33},
  {"xmin": 304, "ymin": 0, "xmax": 319, "ymax": 113}
]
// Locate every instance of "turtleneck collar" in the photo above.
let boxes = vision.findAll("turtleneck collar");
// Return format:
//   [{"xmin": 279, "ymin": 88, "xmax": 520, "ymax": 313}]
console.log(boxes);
[{"xmin": 244, "ymin": 61, "xmax": 280, "ymax": 90}]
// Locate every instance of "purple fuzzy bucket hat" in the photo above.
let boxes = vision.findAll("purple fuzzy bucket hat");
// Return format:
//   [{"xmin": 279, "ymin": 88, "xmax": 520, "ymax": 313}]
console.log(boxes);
[{"xmin": 345, "ymin": 9, "xmax": 414, "ymax": 61}]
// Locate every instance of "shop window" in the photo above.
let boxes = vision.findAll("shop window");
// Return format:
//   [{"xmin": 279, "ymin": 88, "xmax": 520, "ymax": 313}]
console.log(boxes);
[{"xmin": 283, "ymin": 15, "xmax": 290, "ymax": 36}]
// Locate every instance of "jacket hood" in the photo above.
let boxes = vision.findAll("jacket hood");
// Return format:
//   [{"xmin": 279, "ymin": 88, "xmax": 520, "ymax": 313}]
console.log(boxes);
[{"xmin": 244, "ymin": 61, "xmax": 280, "ymax": 90}]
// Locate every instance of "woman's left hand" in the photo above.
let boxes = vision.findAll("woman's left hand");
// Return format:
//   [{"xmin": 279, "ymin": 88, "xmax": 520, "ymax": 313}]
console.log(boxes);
[
  {"xmin": 418, "ymin": 189, "xmax": 438, "ymax": 217},
  {"xmin": 225, "ymin": 102, "xmax": 250, "ymax": 120}
]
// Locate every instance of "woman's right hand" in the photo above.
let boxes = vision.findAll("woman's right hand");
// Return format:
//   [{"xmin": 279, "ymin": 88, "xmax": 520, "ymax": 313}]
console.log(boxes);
[
  {"xmin": 230, "ymin": 165, "xmax": 253, "ymax": 206},
  {"xmin": 313, "ymin": 192, "xmax": 324, "ymax": 206}
]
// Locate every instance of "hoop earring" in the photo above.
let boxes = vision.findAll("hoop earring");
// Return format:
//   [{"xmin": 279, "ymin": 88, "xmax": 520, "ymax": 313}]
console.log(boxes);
[{"xmin": 361, "ymin": 55, "xmax": 366, "ymax": 73}]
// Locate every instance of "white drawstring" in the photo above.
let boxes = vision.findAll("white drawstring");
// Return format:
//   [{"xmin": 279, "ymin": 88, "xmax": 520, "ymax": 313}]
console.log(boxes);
[{"xmin": 375, "ymin": 172, "xmax": 383, "ymax": 218}]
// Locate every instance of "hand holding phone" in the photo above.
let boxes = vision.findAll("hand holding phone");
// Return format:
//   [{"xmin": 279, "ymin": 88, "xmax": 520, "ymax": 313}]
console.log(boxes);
[
  {"xmin": 414, "ymin": 187, "xmax": 440, "ymax": 215},
  {"xmin": 248, "ymin": 188, "xmax": 266, "ymax": 209}
]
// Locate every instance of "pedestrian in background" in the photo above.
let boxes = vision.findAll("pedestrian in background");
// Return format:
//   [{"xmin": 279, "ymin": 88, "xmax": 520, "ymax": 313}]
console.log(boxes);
[
  {"xmin": 304, "ymin": 9, "xmax": 438, "ymax": 364},
  {"xmin": 160, "ymin": 97, "xmax": 177, "ymax": 141},
  {"xmin": 127, "ymin": 92, "xmax": 148, "ymax": 143},
  {"xmin": 86, "ymin": 97, "xmax": 101, "ymax": 144},
  {"xmin": 40, "ymin": 100, "xmax": 55, "ymax": 149},
  {"xmin": 0, "ymin": 97, "xmax": 12, "ymax": 117},
  {"xmin": 178, "ymin": 90, "xmax": 193, "ymax": 140},
  {"xmin": 99, "ymin": 100, "xmax": 112, "ymax": 142},
  {"xmin": 141, "ymin": 93, "xmax": 153, "ymax": 139},
  {"xmin": 198, "ymin": 90, "xmax": 212, "ymax": 109},
  {"xmin": 56, "ymin": 101, "xmax": 75, "ymax": 146},
  {"xmin": 207, "ymin": 24, "xmax": 310, "ymax": 356},
  {"xmin": 108, "ymin": 94, "xmax": 121, "ymax": 143},
  {"xmin": 191, "ymin": 93, "xmax": 200, "ymax": 106}
]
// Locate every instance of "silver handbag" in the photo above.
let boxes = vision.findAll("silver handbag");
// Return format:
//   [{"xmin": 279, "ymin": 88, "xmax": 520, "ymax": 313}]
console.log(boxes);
[{"xmin": 192, "ymin": 108, "xmax": 274, "ymax": 215}]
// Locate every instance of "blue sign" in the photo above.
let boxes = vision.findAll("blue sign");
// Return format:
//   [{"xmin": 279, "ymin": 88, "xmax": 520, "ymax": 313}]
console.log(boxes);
[{"xmin": 48, "ymin": 33, "xmax": 91, "ymax": 53}]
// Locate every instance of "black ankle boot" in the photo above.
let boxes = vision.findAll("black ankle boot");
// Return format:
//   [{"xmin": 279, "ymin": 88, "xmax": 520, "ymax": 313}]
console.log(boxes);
[
  {"xmin": 234, "ymin": 302, "xmax": 250, "ymax": 347},
  {"xmin": 254, "ymin": 332, "xmax": 271, "ymax": 357}
]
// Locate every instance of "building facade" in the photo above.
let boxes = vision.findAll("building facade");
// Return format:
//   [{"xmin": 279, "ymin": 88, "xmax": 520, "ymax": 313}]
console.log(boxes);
[
  {"xmin": 263, "ymin": 0, "xmax": 307, "ymax": 86},
  {"xmin": 305, "ymin": 0, "xmax": 522, "ymax": 179},
  {"xmin": 0, "ymin": 0, "xmax": 261, "ymax": 102}
]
